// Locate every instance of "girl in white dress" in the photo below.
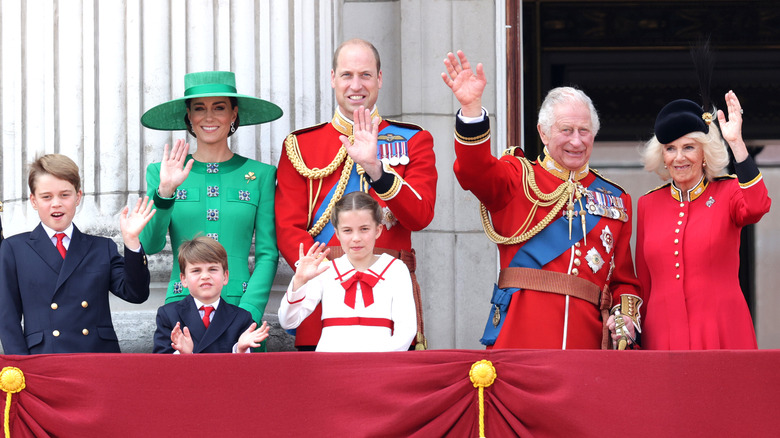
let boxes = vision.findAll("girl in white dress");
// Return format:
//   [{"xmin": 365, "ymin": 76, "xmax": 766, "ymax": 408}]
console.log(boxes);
[{"xmin": 278, "ymin": 191, "xmax": 416, "ymax": 352}]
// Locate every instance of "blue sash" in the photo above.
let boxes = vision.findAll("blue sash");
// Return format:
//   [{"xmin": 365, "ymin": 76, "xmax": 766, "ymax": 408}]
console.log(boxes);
[
  {"xmin": 312, "ymin": 166, "xmax": 361, "ymax": 245},
  {"xmin": 312, "ymin": 124, "xmax": 421, "ymax": 244},
  {"xmin": 479, "ymin": 174, "xmax": 623, "ymax": 345}
]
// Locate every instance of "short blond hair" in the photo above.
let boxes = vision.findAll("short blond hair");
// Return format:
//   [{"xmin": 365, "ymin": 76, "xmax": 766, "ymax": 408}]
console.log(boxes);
[
  {"xmin": 28, "ymin": 154, "xmax": 82, "ymax": 194},
  {"xmin": 177, "ymin": 236, "xmax": 228, "ymax": 273}
]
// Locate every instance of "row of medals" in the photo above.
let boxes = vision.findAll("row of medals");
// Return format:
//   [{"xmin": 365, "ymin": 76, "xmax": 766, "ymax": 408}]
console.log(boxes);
[
  {"xmin": 584, "ymin": 190, "xmax": 628, "ymax": 222},
  {"xmin": 377, "ymin": 141, "xmax": 410, "ymax": 166}
]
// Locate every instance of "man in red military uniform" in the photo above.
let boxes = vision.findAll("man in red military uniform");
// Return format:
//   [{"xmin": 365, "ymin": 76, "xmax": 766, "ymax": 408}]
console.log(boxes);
[
  {"xmin": 442, "ymin": 50, "xmax": 641, "ymax": 349},
  {"xmin": 276, "ymin": 39, "xmax": 437, "ymax": 350}
]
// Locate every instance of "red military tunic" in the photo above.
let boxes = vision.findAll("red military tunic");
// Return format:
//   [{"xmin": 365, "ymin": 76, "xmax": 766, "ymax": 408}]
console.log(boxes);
[
  {"xmin": 636, "ymin": 157, "xmax": 770, "ymax": 350},
  {"xmin": 275, "ymin": 108, "xmax": 437, "ymax": 347},
  {"xmin": 453, "ymin": 114, "xmax": 640, "ymax": 349}
]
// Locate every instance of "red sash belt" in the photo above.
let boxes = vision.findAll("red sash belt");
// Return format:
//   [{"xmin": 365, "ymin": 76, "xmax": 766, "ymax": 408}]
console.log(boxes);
[{"xmin": 322, "ymin": 317, "xmax": 394, "ymax": 329}]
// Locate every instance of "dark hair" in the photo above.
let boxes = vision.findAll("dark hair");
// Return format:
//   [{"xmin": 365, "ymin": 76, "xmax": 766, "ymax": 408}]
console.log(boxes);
[
  {"xmin": 28, "ymin": 154, "xmax": 82, "ymax": 194},
  {"xmin": 332, "ymin": 38, "xmax": 381, "ymax": 73},
  {"xmin": 331, "ymin": 191, "xmax": 382, "ymax": 228},
  {"xmin": 178, "ymin": 236, "xmax": 229, "ymax": 273},
  {"xmin": 183, "ymin": 96, "xmax": 240, "ymax": 138}
]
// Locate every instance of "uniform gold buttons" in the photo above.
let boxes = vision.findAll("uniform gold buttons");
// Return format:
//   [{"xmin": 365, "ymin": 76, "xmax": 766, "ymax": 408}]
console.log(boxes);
[
  {"xmin": 53, "ymin": 330, "xmax": 60, "ymax": 337},
  {"xmin": 674, "ymin": 239, "xmax": 679, "ymax": 244},
  {"xmin": 82, "ymin": 301, "xmax": 89, "ymax": 308},
  {"xmin": 82, "ymin": 329, "xmax": 89, "ymax": 336},
  {"xmin": 675, "ymin": 229, "xmax": 680, "ymax": 234},
  {"xmin": 680, "ymin": 203, "xmax": 685, "ymax": 207},
  {"xmin": 571, "ymin": 268, "xmax": 579, "ymax": 276},
  {"xmin": 679, "ymin": 212, "xmax": 685, "ymax": 218},
  {"xmin": 674, "ymin": 251, "xmax": 679, "ymax": 256},
  {"xmin": 51, "ymin": 303, "xmax": 58, "ymax": 310},
  {"xmin": 675, "ymin": 263, "xmax": 680, "ymax": 268},
  {"xmin": 676, "ymin": 274, "xmax": 680, "ymax": 279},
  {"xmin": 575, "ymin": 249, "xmax": 582, "ymax": 257},
  {"xmin": 574, "ymin": 259, "xmax": 581, "ymax": 266},
  {"xmin": 677, "ymin": 221, "xmax": 683, "ymax": 225}
]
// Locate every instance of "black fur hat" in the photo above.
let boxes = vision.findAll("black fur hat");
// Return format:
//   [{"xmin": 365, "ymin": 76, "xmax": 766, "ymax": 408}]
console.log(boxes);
[{"xmin": 654, "ymin": 99, "xmax": 711, "ymax": 144}]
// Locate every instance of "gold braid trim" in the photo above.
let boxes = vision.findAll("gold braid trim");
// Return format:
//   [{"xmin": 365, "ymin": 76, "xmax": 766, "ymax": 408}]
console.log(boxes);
[
  {"xmin": 285, "ymin": 133, "xmax": 347, "ymax": 179},
  {"xmin": 376, "ymin": 175, "xmax": 401, "ymax": 200},
  {"xmin": 307, "ymin": 155, "xmax": 355, "ymax": 237},
  {"xmin": 480, "ymin": 157, "xmax": 574, "ymax": 245},
  {"xmin": 285, "ymin": 132, "xmax": 359, "ymax": 237},
  {"xmin": 456, "ymin": 129, "xmax": 490, "ymax": 145}
]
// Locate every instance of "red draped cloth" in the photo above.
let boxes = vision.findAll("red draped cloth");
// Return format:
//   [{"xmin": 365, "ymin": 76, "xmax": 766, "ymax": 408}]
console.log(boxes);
[{"xmin": 2, "ymin": 349, "xmax": 779, "ymax": 437}]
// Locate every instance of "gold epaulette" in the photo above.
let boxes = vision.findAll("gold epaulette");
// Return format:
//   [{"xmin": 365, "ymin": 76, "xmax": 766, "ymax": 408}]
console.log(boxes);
[
  {"xmin": 502, "ymin": 146, "xmax": 524, "ymax": 157},
  {"xmin": 385, "ymin": 119, "xmax": 424, "ymax": 131},
  {"xmin": 590, "ymin": 168, "xmax": 630, "ymax": 194},
  {"xmin": 288, "ymin": 121, "xmax": 329, "ymax": 137},
  {"xmin": 644, "ymin": 182, "xmax": 671, "ymax": 196}
]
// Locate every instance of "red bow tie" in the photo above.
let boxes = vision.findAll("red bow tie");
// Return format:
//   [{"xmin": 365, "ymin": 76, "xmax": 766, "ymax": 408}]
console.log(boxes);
[{"xmin": 341, "ymin": 271, "xmax": 380, "ymax": 309}]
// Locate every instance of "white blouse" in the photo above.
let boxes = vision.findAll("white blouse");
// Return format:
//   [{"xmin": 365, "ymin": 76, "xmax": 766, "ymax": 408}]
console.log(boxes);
[{"xmin": 278, "ymin": 253, "xmax": 416, "ymax": 352}]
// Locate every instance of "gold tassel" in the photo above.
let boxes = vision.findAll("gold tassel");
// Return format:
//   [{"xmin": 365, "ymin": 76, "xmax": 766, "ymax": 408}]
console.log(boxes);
[
  {"xmin": 470, "ymin": 360, "xmax": 497, "ymax": 438},
  {"xmin": 1, "ymin": 367, "xmax": 26, "ymax": 438}
]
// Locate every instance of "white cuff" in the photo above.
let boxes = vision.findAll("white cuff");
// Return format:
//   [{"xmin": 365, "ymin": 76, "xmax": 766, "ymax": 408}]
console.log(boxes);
[{"xmin": 457, "ymin": 107, "xmax": 488, "ymax": 124}]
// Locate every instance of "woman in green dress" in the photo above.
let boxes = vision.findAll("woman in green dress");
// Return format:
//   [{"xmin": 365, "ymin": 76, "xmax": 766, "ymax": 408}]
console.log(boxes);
[{"xmin": 140, "ymin": 71, "xmax": 282, "ymax": 338}]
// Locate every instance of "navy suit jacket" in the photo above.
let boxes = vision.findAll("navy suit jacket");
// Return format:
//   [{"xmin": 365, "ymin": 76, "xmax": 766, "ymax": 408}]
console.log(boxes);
[
  {"xmin": 153, "ymin": 295, "xmax": 254, "ymax": 354},
  {"xmin": 0, "ymin": 223, "xmax": 150, "ymax": 354}
]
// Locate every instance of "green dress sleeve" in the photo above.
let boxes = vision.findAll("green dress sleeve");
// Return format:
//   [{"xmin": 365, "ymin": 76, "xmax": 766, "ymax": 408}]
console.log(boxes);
[
  {"xmin": 140, "ymin": 161, "xmax": 175, "ymax": 255},
  {"xmin": 239, "ymin": 164, "xmax": 279, "ymax": 322}
]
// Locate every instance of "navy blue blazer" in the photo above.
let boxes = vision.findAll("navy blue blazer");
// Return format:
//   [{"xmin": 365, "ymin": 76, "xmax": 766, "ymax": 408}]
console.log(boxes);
[
  {"xmin": 153, "ymin": 295, "xmax": 254, "ymax": 354},
  {"xmin": 0, "ymin": 223, "xmax": 150, "ymax": 354}
]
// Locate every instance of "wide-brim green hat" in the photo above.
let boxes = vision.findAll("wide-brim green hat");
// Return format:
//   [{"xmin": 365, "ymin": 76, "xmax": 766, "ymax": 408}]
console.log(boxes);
[{"xmin": 141, "ymin": 71, "xmax": 283, "ymax": 130}]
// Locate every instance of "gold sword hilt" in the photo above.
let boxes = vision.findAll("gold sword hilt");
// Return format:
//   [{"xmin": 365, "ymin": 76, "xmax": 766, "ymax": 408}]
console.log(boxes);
[{"xmin": 614, "ymin": 310, "xmax": 628, "ymax": 350}]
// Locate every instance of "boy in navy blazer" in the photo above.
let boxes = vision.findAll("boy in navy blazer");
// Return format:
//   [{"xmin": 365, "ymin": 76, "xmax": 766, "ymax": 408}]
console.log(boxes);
[
  {"xmin": 0, "ymin": 154, "xmax": 156, "ymax": 354},
  {"xmin": 153, "ymin": 237, "xmax": 269, "ymax": 354}
]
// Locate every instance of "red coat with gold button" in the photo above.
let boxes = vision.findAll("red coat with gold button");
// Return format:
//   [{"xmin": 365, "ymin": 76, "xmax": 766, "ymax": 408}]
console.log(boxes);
[
  {"xmin": 454, "ymin": 115, "xmax": 640, "ymax": 349},
  {"xmin": 636, "ymin": 158, "xmax": 770, "ymax": 350},
  {"xmin": 275, "ymin": 110, "xmax": 437, "ymax": 347}
]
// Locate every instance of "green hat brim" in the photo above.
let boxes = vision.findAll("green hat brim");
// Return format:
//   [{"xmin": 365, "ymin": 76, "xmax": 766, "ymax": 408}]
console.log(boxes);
[{"xmin": 141, "ymin": 92, "xmax": 283, "ymax": 131}]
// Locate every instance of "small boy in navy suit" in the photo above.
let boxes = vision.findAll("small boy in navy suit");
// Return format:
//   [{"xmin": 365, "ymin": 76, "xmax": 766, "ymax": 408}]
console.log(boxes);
[
  {"xmin": 0, "ymin": 154, "xmax": 155, "ymax": 354},
  {"xmin": 153, "ymin": 236, "xmax": 269, "ymax": 354}
]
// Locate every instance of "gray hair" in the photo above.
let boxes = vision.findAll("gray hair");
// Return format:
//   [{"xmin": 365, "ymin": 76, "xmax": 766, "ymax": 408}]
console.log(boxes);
[{"xmin": 537, "ymin": 87, "xmax": 600, "ymax": 138}]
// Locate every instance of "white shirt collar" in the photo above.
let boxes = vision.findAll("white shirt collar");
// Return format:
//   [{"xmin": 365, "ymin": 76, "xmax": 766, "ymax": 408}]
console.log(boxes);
[
  {"xmin": 41, "ymin": 222, "xmax": 74, "ymax": 247},
  {"xmin": 193, "ymin": 296, "xmax": 221, "ymax": 311}
]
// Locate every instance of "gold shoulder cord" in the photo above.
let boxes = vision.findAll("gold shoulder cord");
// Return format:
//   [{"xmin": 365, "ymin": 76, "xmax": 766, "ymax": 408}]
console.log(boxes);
[
  {"xmin": 284, "ymin": 133, "xmax": 354, "ymax": 237},
  {"xmin": 480, "ymin": 158, "xmax": 574, "ymax": 245}
]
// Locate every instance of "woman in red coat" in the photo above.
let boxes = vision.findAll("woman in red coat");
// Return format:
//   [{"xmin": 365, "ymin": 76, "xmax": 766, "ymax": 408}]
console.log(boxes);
[{"xmin": 636, "ymin": 91, "xmax": 771, "ymax": 350}]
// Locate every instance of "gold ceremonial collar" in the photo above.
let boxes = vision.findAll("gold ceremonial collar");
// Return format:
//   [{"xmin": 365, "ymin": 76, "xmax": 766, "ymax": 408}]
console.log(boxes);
[
  {"xmin": 539, "ymin": 147, "xmax": 589, "ymax": 182},
  {"xmin": 670, "ymin": 175, "xmax": 708, "ymax": 202},
  {"xmin": 331, "ymin": 107, "xmax": 382, "ymax": 136}
]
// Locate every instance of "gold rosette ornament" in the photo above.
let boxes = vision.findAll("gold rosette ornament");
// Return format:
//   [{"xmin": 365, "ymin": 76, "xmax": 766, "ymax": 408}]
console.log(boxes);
[
  {"xmin": 469, "ymin": 360, "xmax": 497, "ymax": 438},
  {"xmin": 1, "ymin": 367, "xmax": 26, "ymax": 438}
]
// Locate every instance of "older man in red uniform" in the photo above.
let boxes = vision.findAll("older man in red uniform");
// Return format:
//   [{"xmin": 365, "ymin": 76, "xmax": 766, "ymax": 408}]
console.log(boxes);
[
  {"xmin": 276, "ymin": 39, "xmax": 437, "ymax": 350},
  {"xmin": 442, "ymin": 51, "xmax": 641, "ymax": 349}
]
